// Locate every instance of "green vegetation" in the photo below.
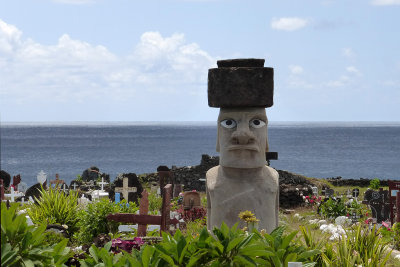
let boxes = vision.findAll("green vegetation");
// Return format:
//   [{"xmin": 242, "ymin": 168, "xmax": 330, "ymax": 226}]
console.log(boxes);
[
  {"xmin": 1, "ymin": 202, "xmax": 71, "ymax": 266},
  {"xmin": 27, "ymin": 185, "xmax": 79, "ymax": 234},
  {"xmin": 74, "ymin": 198, "xmax": 138, "ymax": 244},
  {"xmin": 370, "ymin": 178, "xmax": 381, "ymax": 189}
]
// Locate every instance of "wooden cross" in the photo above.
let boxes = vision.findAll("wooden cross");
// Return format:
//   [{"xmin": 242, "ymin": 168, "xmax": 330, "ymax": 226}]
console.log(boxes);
[
  {"xmin": 0, "ymin": 179, "xmax": 4, "ymax": 201},
  {"xmin": 115, "ymin": 177, "xmax": 137, "ymax": 202},
  {"xmin": 137, "ymin": 190, "xmax": 149, "ymax": 236},
  {"xmin": 50, "ymin": 175, "xmax": 64, "ymax": 188},
  {"xmin": 107, "ymin": 184, "xmax": 179, "ymax": 236},
  {"xmin": 98, "ymin": 177, "xmax": 108, "ymax": 191}
]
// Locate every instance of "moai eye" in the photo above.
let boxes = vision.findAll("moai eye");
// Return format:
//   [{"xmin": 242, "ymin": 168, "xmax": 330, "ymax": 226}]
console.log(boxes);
[
  {"xmin": 249, "ymin": 119, "xmax": 266, "ymax": 128},
  {"xmin": 220, "ymin": 119, "xmax": 237, "ymax": 129}
]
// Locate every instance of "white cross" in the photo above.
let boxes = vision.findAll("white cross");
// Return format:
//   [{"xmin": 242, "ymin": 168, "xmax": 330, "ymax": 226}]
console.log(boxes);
[
  {"xmin": 114, "ymin": 177, "xmax": 137, "ymax": 202},
  {"xmin": 62, "ymin": 184, "xmax": 67, "ymax": 193},
  {"xmin": 10, "ymin": 187, "xmax": 15, "ymax": 202},
  {"xmin": 72, "ymin": 182, "xmax": 78, "ymax": 190},
  {"xmin": 98, "ymin": 177, "xmax": 108, "ymax": 191}
]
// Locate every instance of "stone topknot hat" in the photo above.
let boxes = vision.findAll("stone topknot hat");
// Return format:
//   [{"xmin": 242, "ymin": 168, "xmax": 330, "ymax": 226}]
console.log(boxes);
[{"xmin": 208, "ymin": 58, "xmax": 274, "ymax": 108}]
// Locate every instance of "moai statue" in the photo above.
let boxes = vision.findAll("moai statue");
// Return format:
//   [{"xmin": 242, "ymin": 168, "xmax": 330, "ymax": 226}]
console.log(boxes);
[{"xmin": 206, "ymin": 58, "xmax": 279, "ymax": 233}]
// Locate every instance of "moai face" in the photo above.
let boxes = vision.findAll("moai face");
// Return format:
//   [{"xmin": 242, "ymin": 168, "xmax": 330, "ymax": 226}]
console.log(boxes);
[{"xmin": 217, "ymin": 107, "xmax": 268, "ymax": 168}]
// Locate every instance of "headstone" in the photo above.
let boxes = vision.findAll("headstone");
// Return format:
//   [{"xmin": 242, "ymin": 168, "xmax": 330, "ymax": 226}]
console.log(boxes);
[
  {"xmin": 352, "ymin": 188, "xmax": 360, "ymax": 198},
  {"xmin": 173, "ymin": 184, "xmax": 183, "ymax": 198},
  {"xmin": 115, "ymin": 177, "xmax": 137, "ymax": 203},
  {"xmin": 71, "ymin": 182, "xmax": 78, "ymax": 190},
  {"xmin": 10, "ymin": 187, "xmax": 15, "ymax": 202},
  {"xmin": 115, "ymin": 193, "xmax": 121, "ymax": 204},
  {"xmin": 12, "ymin": 175, "xmax": 21, "ymax": 191},
  {"xmin": 363, "ymin": 188, "xmax": 390, "ymax": 224},
  {"xmin": 50, "ymin": 174, "xmax": 64, "ymax": 188},
  {"xmin": 111, "ymin": 173, "xmax": 143, "ymax": 204},
  {"xmin": 78, "ymin": 194, "xmax": 90, "ymax": 206},
  {"xmin": 183, "ymin": 191, "xmax": 201, "ymax": 209},
  {"xmin": 311, "ymin": 186, "xmax": 318, "ymax": 196},
  {"xmin": 62, "ymin": 184, "xmax": 68, "ymax": 193},
  {"xmin": 157, "ymin": 166, "xmax": 174, "ymax": 198},
  {"xmin": 137, "ymin": 190, "xmax": 149, "ymax": 236},
  {"xmin": 325, "ymin": 188, "xmax": 334, "ymax": 197},
  {"xmin": 37, "ymin": 170, "xmax": 47, "ymax": 185},
  {"xmin": 388, "ymin": 180, "xmax": 400, "ymax": 224},
  {"xmin": 98, "ymin": 177, "xmax": 108, "ymax": 191},
  {"xmin": 346, "ymin": 189, "xmax": 352, "ymax": 198},
  {"xmin": 18, "ymin": 182, "xmax": 27, "ymax": 193}
]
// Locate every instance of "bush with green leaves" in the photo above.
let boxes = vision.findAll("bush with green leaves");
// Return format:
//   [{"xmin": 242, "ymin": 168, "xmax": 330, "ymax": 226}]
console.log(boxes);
[
  {"xmin": 74, "ymin": 198, "xmax": 138, "ymax": 244},
  {"xmin": 147, "ymin": 190, "xmax": 163, "ymax": 215},
  {"xmin": 369, "ymin": 178, "xmax": 380, "ymax": 189},
  {"xmin": 319, "ymin": 198, "xmax": 347, "ymax": 219},
  {"xmin": 393, "ymin": 223, "xmax": 400, "ymax": 249},
  {"xmin": 27, "ymin": 185, "xmax": 79, "ymax": 234},
  {"xmin": 1, "ymin": 202, "xmax": 71, "ymax": 266}
]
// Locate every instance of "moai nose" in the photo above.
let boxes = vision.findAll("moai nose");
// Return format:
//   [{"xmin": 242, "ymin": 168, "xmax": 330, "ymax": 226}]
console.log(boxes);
[{"xmin": 231, "ymin": 128, "xmax": 255, "ymax": 145}]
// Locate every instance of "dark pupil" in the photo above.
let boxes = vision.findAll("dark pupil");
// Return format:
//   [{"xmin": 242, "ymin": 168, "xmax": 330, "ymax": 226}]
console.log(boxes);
[
  {"xmin": 226, "ymin": 120, "xmax": 233, "ymax": 125},
  {"xmin": 253, "ymin": 120, "xmax": 260, "ymax": 125}
]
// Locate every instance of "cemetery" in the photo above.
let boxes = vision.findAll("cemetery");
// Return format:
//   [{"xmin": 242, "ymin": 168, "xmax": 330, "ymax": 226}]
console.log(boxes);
[{"xmin": 1, "ymin": 59, "xmax": 400, "ymax": 266}]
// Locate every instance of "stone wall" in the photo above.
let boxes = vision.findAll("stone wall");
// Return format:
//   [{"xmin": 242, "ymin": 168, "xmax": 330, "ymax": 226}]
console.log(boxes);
[{"xmin": 325, "ymin": 177, "xmax": 389, "ymax": 187}]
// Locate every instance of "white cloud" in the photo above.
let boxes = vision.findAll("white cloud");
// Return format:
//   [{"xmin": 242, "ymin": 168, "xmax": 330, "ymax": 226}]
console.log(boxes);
[
  {"xmin": 346, "ymin": 66, "xmax": 362, "ymax": 76},
  {"xmin": 271, "ymin": 17, "xmax": 309, "ymax": 31},
  {"xmin": 0, "ymin": 19, "xmax": 215, "ymax": 105},
  {"xmin": 342, "ymin": 48, "xmax": 355, "ymax": 58},
  {"xmin": 289, "ymin": 65, "xmax": 304, "ymax": 74},
  {"xmin": 371, "ymin": 0, "xmax": 400, "ymax": 5}
]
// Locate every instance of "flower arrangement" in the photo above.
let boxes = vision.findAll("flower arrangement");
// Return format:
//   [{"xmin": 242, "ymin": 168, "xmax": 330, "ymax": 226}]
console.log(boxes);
[{"xmin": 111, "ymin": 237, "xmax": 144, "ymax": 253}]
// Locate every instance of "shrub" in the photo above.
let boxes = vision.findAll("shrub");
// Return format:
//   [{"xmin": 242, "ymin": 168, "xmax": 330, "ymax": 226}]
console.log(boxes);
[
  {"xmin": 319, "ymin": 198, "xmax": 347, "ymax": 219},
  {"xmin": 370, "ymin": 178, "xmax": 380, "ymax": 189},
  {"xmin": 74, "ymin": 198, "xmax": 138, "ymax": 244},
  {"xmin": 147, "ymin": 190, "xmax": 163, "ymax": 215},
  {"xmin": 27, "ymin": 185, "xmax": 79, "ymax": 234},
  {"xmin": 1, "ymin": 202, "xmax": 71, "ymax": 266},
  {"xmin": 393, "ymin": 223, "xmax": 400, "ymax": 250}
]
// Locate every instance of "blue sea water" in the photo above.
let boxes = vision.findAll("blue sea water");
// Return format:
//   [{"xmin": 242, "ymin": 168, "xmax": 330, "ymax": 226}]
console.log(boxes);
[{"xmin": 1, "ymin": 121, "xmax": 399, "ymax": 187}]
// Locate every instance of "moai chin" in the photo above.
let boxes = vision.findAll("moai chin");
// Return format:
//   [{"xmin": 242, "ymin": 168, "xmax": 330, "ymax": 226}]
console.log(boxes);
[{"xmin": 206, "ymin": 58, "xmax": 279, "ymax": 233}]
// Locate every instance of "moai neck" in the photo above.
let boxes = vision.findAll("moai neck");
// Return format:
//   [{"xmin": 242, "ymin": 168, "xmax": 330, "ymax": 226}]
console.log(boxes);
[{"xmin": 219, "ymin": 166, "xmax": 266, "ymax": 180}]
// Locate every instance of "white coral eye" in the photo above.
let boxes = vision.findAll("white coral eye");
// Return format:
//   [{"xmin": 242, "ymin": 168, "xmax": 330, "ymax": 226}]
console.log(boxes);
[
  {"xmin": 220, "ymin": 119, "xmax": 237, "ymax": 129},
  {"xmin": 249, "ymin": 119, "xmax": 266, "ymax": 128}
]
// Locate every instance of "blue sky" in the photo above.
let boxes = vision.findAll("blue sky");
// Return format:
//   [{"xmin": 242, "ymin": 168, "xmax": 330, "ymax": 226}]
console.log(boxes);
[{"xmin": 0, "ymin": 0, "xmax": 399, "ymax": 122}]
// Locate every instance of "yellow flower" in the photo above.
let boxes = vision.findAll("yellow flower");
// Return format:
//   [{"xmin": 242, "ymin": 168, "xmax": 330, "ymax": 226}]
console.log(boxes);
[{"xmin": 238, "ymin": 210, "xmax": 259, "ymax": 223}]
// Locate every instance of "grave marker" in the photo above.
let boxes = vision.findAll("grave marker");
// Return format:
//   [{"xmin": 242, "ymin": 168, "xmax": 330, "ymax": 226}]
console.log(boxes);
[
  {"xmin": 183, "ymin": 191, "xmax": 201, "ymax": 209},
  {"xmin": 98, "ymin": 177, "xmax": 108, "ymax": 191},
  {"xmin": 12, "ymin": 175, "xmax": 21, "ymax": 191},
  {"xmin": 137, "ymin": 190, "xmax": 149, "ymax": 236},
  {"xmin": 50, "ymin": 174, "xmax": 64, "ymax": 188},
  {"xmin": 37, "ymin": 170, "xmax": 47, "ymax": 185},
  {"xmin": 363, "ymin": 188, "xmax": 390, "ymax": 224},
  {"xmin": 0, "ymin": 179, "xmax": 4, "ymax": 200},
  {"xmin": 71, "ymin": 182, "xmax": 78, "ymax": 190},
  {"xmin": 107, "ymin": 184, "xmax": 179, "ymax": 236},
  {"xmin": 115, "ymin": 192, "xmax": 121, "ymax": 204},
  {"xmin": 157, "ymin": 166, "xmax": 174, "ymax": 198},
  {"xmin": 19, "ymin": 182, "xmax": 27, "ymax": 193},
  {"xmin": 311, "ymin": 186, "xmax": 318, "ymax": 196},
  {"xmin": 115, "ymin": 177, "xmax": 137, "ymax": 202},
  {"xmin": 388, "ymin": 180, "xmax": 400, "ymax": 224},
  {"xmin": 352, "ymin": 188, "xmax": 360, "ymax": 198}
]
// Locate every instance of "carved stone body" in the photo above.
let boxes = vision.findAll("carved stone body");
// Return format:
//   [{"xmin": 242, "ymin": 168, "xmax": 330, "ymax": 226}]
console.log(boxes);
[{"xmin": 207, "ymin": 165, "xmax": 279, "ymax": 233}]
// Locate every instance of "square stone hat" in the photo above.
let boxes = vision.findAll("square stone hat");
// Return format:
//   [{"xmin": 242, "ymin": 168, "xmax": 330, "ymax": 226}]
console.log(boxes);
[{"xmin": 208, "ymin": 58, "xmax": 274, "ymax": 108}]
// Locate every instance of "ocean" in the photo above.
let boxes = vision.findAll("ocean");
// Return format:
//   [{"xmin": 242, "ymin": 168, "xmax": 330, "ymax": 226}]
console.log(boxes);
[{"xmin": 1, "ymin": 122, "xmax": 399, "ymax": 187}]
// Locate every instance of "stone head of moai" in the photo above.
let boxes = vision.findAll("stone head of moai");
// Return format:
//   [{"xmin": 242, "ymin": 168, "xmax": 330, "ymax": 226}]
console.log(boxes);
[{"xmin": 208, "ymin": 58, "xmax": 274, "ymax": 168}]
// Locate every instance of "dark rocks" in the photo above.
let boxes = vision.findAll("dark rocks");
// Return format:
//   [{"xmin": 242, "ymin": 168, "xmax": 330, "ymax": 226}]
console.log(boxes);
[
  {"xmin": 81, "ymin": 166, "xmax": 100, "ymax": 182},
  {"xmin": 325, "ymin": 177, "xmax": 389, "ymax": 187},
  {"xmin": 25, "ymin": 183, "xmax": 46, "ymax": 201},
  {"xmin": 279, "ymin": 184, "xmax": 312, "ymax": 209},
  {"xmin": 208, "ymin": 58, "xmax": 274, "ymax": 108},
  {"xmin": 0, "ymin": 170, "xmax": 11, "ymax": 188}
]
